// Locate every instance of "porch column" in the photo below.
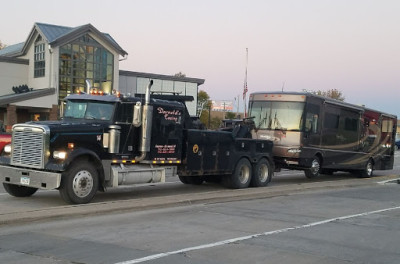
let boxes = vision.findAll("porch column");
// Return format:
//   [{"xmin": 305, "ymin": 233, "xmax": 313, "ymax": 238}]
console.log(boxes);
[
  {"xmin": 6, "ymin": 105, "xmax": 17, "ymax": 132},
  {"xmin": 49, "ymin": 104, "xmax": 59, "ymax": 121}
]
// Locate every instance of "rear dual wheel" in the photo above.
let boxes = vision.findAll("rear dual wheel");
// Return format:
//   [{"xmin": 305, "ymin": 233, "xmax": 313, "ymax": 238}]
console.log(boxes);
[
  {"xmin": 178, "ymin": 176, "xmax": 204, "ymax": 185},
  {"xmin": 223, "ymin": 158, "xmax": 252, "ymax": 189},
  {"xmin": 251, "ymin": 158, "xmax": 272, "ymax": 187}
]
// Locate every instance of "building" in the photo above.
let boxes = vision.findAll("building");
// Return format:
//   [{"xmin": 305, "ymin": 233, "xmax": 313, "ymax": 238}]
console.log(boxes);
[
  {"xmin": 397, "ymin": 120, "xmax": 400, "ymax": 138},
  {"xmin": 119, "ymin": 71, "xmax": 204, "ymax": 117},
  {"xmin": 0, "ymin": 22, "xmax": 204, "ymax": 132}
]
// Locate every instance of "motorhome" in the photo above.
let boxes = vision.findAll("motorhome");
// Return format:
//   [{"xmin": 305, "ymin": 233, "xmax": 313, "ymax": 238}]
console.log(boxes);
[{"xmin": 248, "ymin": 92, "xmax": 397, "ymax": 178}]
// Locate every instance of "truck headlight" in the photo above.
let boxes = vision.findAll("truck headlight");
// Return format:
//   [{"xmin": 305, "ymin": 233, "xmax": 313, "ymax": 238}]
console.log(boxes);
[
  {"xmin": 53, "ymin": 151, "xmax": 67, "ymax": 160},
  {"xmin": 3, "ymin": 144, "xmax": 11, "ymax": 154}
]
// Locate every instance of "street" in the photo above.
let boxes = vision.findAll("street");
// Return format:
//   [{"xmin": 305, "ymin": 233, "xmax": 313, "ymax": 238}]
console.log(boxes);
[{"xmin": 0, "ymin": 151, "xmax": 399, "ymax": 263}]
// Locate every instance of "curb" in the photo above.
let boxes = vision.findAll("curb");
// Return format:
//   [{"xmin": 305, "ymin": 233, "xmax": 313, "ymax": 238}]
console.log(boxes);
[{"xmin": 0, "ymin": 174, "xmax": 398, "ymax": 226}]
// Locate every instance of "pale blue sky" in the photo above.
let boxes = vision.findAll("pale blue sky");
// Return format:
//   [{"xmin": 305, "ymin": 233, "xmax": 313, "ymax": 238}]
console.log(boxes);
[{"xmin": 1, "ymin": 0, "xmax": 399, "ymax": 117}]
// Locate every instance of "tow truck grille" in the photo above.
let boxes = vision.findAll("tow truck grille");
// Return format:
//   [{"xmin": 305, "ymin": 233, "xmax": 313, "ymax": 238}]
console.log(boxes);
[{"xmin": 11, "ymin": 125, "xmax": 49, "ymax": 169}]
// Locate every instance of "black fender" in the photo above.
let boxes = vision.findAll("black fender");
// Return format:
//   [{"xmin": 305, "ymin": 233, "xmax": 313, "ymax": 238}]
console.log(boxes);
[
  {"xmin": 63, "ymin": 148, "xmax": 102, "ymax": 169},
  {"xmin": 45, "ymin": 148, "xmax": 105, "ymax": 190}
]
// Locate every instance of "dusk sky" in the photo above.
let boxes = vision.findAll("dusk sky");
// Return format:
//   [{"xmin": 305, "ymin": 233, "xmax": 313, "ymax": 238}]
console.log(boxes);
[{"xmin": 2, "ymin": 0, "xmax": 399, "ymax": 117}]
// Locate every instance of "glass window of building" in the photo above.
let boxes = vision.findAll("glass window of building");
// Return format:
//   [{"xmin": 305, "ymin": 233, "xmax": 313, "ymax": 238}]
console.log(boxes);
[
  {"xmin": 59, "ymin": 34, "xmax": 114, "ymax": 103},
  {"xmin": 34, "ymin": 36, "xmax": 45, "ymax": 78}
]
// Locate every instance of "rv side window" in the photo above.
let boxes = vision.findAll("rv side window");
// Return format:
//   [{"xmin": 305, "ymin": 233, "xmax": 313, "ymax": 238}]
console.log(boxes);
[
  {"xmin": 304, "ymin": 104, "xmax": 320, "ymax": 133},
  {"xmin": 344, "ymin": 117, "xmax": 358, "ymax": 131},
  {"xmin": 305, "ymin": 113, "xmax": 319, "ymax": 133},
  {"xmin": 338, "ymin": 110, "xmax": 360, "ymax": 145},
  {"xmin": 382, "ymin": 119, "xmax": 393, "ymax": 133},
  {"xmin": 322, "ymin": 111, "xmax": 340, "ymax": 146},
  {"xmin": 324, "ymin": 113, "xmax": 339, "ymax": 129}
]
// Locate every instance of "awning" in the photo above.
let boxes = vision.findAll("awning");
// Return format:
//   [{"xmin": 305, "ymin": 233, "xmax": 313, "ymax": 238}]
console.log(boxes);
[{"xmin": 0, "ymin": 88, "xmax": 56, "ymax": 106}]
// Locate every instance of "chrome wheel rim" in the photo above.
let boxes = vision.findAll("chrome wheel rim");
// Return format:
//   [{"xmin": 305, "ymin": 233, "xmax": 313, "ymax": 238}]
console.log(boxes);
[
  {"xmin": 310, "ymin": 159, "xmax": 320, "ymax": 175},
  {"xmin": 72, "ymin": 170, "xmax": 93, "ymax": 198},
  {"xmin": 258, "ymin": 164, "xmax": 269, "ymax": 183},
  {"xmin": 239, "ymin": 165, "xmax": 250, "ymax": 184},
  {"xmin": 366, "ymin": 162, "xmax": 373, "ymax": 176}
]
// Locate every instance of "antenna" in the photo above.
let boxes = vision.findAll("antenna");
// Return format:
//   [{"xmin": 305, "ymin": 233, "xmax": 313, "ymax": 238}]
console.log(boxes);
[{"xmin": 281, "ymin": 81, "xmax": 285, "ymax": 92}]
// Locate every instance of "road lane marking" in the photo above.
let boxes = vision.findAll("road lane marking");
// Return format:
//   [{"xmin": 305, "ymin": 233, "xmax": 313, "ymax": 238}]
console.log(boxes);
[
  {"xmin": 114, "ymin": 205, "xmax": 400, "ymax": 264},
  {"xmin": 377, "ymin": 178, "xmax": 400, "ymax": 185}
]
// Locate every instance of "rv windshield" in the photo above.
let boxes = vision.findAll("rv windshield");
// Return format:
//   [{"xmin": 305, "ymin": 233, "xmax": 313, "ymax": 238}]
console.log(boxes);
[
  {"xmin": 64, "ymin": 101, "xmax": 114, "ymax": 121},
  {"xmin": 249, "ymin": 101, "xmax": 305, "ymax": 131}
]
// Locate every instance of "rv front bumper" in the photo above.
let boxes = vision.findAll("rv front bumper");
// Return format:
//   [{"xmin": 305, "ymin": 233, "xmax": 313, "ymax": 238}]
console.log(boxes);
[
  {"xmin": 274, "ymin": 156, "xmax": 311, "ymax": 170},
  {"xmin": 0, "ymin": 165, "xmax": 61, "ymax": 190}
]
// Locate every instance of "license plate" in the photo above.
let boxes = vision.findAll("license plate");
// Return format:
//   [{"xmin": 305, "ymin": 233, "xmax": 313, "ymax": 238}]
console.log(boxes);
[{"xmin": 20, "ymin": 177, "xmax": 30, "ymax": 185}]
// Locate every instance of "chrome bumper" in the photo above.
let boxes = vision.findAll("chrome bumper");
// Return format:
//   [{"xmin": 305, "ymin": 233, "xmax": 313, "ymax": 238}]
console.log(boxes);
[{"xmin": 0, "ymin": 165, "xmax": 61, "ymax": 189}]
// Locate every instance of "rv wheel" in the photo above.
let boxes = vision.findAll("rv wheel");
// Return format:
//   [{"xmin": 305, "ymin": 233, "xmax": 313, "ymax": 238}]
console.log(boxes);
[
  {"xmin": 305, "ymin": 156, "xmax": 321, "ymax": 179},
  {"xmin": 358, "ymin": 159, "xmax": 373, "ymax": 178}
]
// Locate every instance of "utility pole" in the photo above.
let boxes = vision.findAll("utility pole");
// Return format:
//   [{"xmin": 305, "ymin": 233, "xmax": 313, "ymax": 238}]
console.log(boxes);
[
  {"xmin": 235, "ymin": 95, "xmax": 240, "ymax": 118},
  {"xmin": 243, "ymin": 48, "xmax": 248, "ymax": 117}
]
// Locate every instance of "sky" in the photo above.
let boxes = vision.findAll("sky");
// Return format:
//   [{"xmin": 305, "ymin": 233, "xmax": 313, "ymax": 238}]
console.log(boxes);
[{"xmin": 1, "ymin": 0, "xmax": 399, "ymax": 117}]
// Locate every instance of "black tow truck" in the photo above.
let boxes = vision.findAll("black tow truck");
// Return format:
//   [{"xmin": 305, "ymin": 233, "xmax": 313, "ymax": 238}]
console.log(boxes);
[{"xmin": 0, "ymin": 82, "xmax": 273, "ymax": 204}]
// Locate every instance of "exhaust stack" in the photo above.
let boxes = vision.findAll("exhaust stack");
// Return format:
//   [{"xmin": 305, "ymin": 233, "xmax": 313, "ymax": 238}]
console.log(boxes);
[
  {"xmin": 85, "ymin": 79, "xmax": 91, "ymax": 94},
  {"xmin": 135, "ymin": 80, "xmax": 153, "ymax": 161}
]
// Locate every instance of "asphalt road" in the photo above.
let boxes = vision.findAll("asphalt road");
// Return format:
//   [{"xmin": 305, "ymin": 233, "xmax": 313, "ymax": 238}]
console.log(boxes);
[{"xmin": 0, "ymin": 151, "xmax": 399, "ymax": 263}]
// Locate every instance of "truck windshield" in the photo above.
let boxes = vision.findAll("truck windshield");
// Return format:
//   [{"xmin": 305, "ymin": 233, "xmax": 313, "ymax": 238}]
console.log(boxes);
[
  {"xmin": 249, "ymin": 101, "xmax": 305, "ymax": 131},
  {"xmin": 64, "ymin": 101, "xmax": 115, "ymax": 121}
]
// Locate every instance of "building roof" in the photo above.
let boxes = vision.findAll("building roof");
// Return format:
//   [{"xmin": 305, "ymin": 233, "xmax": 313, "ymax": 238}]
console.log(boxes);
[
  {"xmin": 36, "ymin": 23, "xmax": 76, "ymax": 43},
  {"xmin": 0, "ymin": 22, "xmax": 127, "ymax": 57},
  {"xmin": 0, "ymin": 42, "xmax": 25, "ymax": 56},
  {"xmin": 119, "ymin": 70, "xmax": 205, "ymax": 85}
]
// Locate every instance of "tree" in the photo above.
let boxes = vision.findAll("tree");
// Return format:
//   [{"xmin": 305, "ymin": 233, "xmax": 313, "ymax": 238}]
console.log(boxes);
[
  {"xmin": 0, "ymin": 40, "xmax": 6, "ymax": 50},
  {"xmin": 174, "ymin": 72, "xmax": 186, "ymax": 78},
  {"xmin": 198, "ymin": 90, "xmax": 212, "ymax": 127},
  {"xmin": 313, "ymin": 89, "xmax": 345, "ymax": 101},
  {"xmin": 198, "ymin": 90, "xmax": 210, "ymax": 104},
  {"xmin": 210, "ymin": 117, "xmax": 223, "ymax": 129},
  {"xmin": 225, "ymin": 112, "xmax": 236, "ymax": 119}
]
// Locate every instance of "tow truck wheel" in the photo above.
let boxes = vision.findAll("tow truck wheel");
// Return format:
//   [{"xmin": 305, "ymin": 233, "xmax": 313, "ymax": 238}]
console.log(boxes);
[
  {"xmin": 304, "ymin": 156, "xmax": 321, "ymax": 179},
  {"xmin": 59, "ymin": 161, "xmax": 99, "ymax": 204},
  {"xmin": 178, "ymin": 176, "xmax": 190, "ymax": 184},
  {"xmin": 357, "ymin": 159, "xmax": 374, "ymax": 178},
  {"xmin": 178, "ymin": 176, "xmax": 204, "ymax": 185},
  {"xmin": 251, "ymin": 158, "xmax": 272, "ymax": 187},
  {"xmin": 225, "ymin": 158, "xmax": 252, "ymax": 189},
  {"xmin": 3, "ymin": 183, "xmax": 38, "ymax": 197}
]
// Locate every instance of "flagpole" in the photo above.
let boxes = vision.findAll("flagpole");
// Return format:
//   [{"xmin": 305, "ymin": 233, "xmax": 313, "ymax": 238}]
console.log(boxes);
[{"xmin": 243, "ymin": 48, "xmax": 248, "ymax": 118}]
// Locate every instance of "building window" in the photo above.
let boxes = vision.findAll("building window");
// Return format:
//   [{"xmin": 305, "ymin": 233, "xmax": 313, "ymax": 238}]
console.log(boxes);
[
  {"xmin": 59, "ymin": 34, "xmax": 114, "ymax": 103},
  {"xmin": 34, "ymin": 36, "xmax": 45, "ymax": 78}
]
